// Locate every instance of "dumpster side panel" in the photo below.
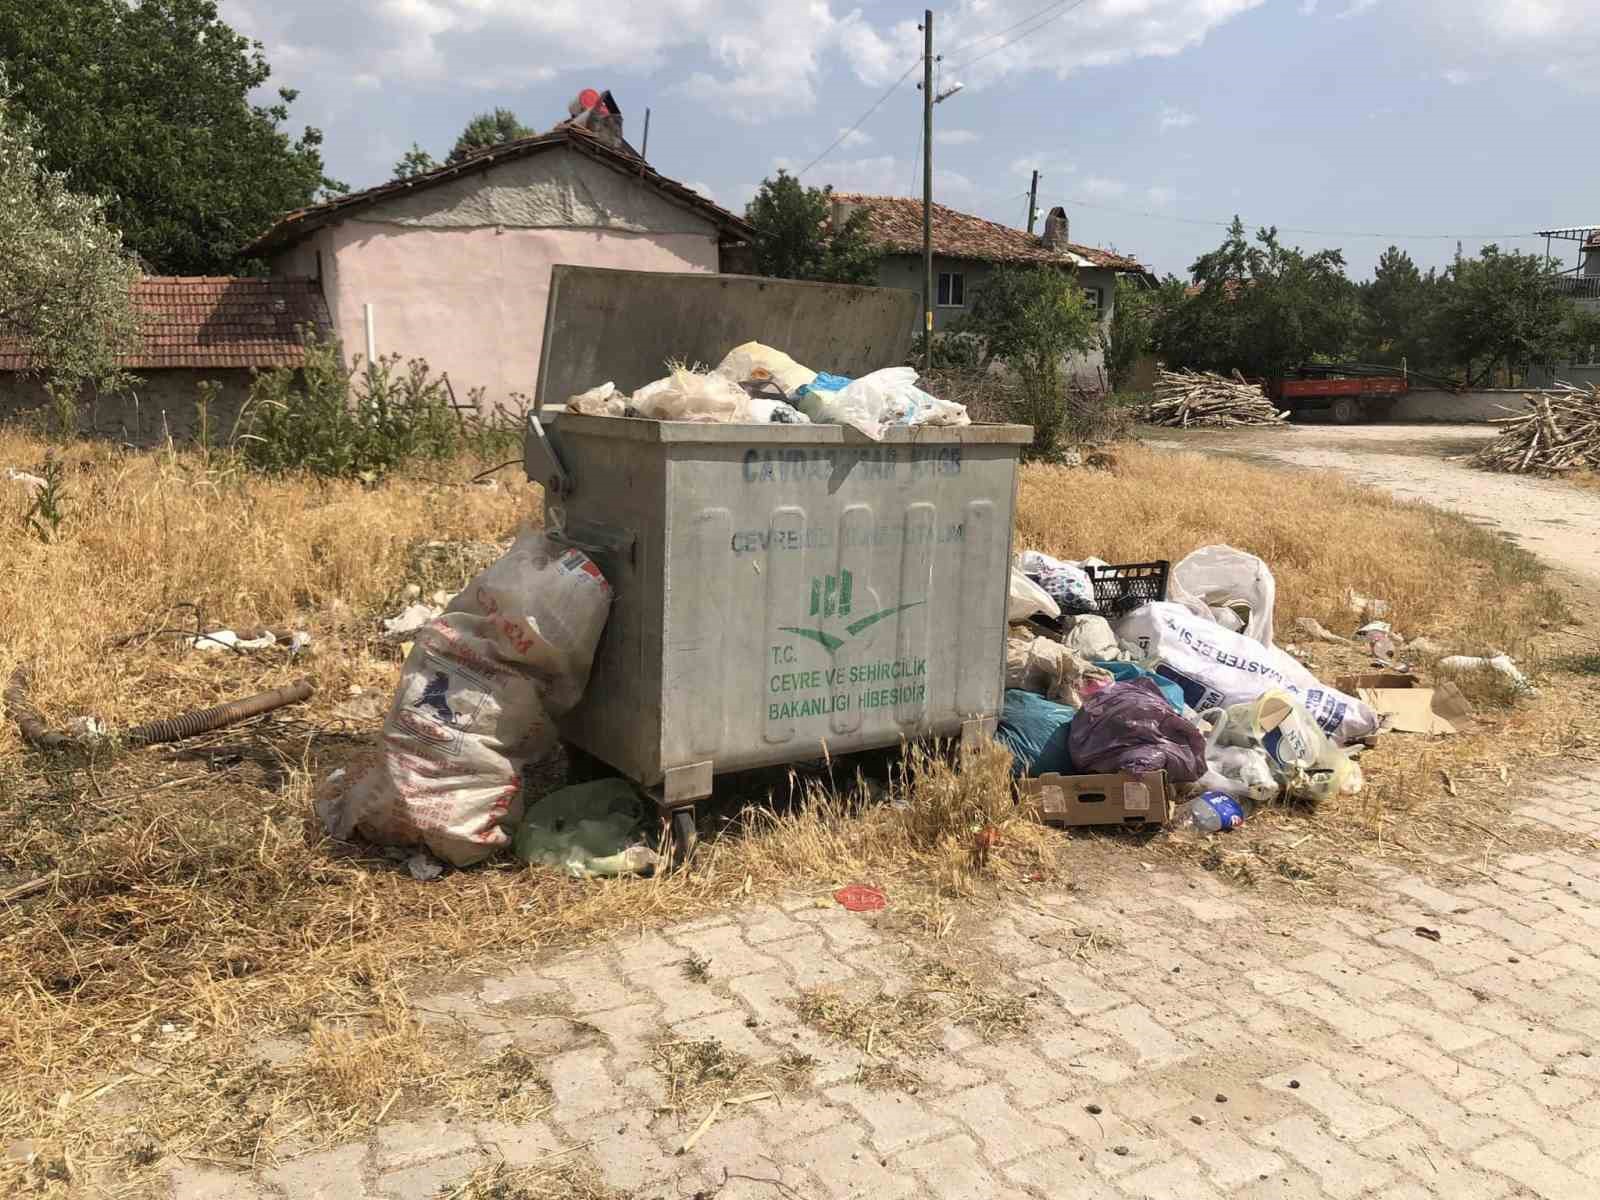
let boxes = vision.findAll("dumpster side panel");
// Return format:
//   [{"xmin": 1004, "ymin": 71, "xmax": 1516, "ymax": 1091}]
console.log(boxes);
[{"xmin": 656, "ymin": 439, "xmax": 1017, "ymax": 775}]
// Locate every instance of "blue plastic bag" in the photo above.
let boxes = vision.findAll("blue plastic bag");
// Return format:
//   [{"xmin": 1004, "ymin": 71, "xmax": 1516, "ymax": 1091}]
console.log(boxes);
[
  {"xmin": 994, "ymin": 689, "xmax": 1078, "ymax": 777},
  {"xmin": 1094, "ymin": 661, "xmax": 1186, "ymax": 712},
  {"xmin": 793, "ymin": 371, "xmax": 851, "ymax": 398}
]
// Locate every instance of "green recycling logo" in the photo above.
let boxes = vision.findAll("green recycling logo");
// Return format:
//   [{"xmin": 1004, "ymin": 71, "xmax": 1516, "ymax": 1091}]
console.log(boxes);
[{"xmin": 780, "ymin": 569, "xmax": 922, "ymax": 653}]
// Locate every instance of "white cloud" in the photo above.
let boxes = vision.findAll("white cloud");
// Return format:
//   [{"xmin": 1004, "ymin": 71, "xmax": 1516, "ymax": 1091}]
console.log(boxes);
[
  {"xmin": 837, "ymin": 128, "xmax": 874, "ymax": 149},
  {"xmin": 935, "ymin": 0, "xmax": 1267, "ymax": 87},
  {"xmin": 1335, "ymin": 0, "xmax": 1380, "ymax": 18},
  {"xmin": 1415, "ymin": 1, "xmax": 1599, "ymax": 93},
  {"xmin": 1159, "ymin": 105, "xmax": 1196, "ymax": 132},
  {"xmin": 683, "ymin": 180, "xmax": 718, "ymax": 203},
  {"xmin": 1010, "ymin": 151, "xmax": 1075, "ymax": 178},
  {"xmin": 1081, "ymin": 176, "xmax": 1128, "ymax": 200},
  {"xmin": 1440, "ymin": 68, "xmax": 1477, "ymax": 86},
  {"xmin": 936, "ymin": 129, "xmax": 980, "ymax": 146},
  {"xmin": 1146, "ymin": 186, "xmax": 1177, "ymax": 210},
  {"xmin": 1299, "ymin": 0, "xmax": 1318, "ymax": 13}
]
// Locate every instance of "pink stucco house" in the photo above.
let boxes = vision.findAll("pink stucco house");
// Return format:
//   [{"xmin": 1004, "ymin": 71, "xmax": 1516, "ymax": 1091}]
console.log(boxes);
[{"xmin": 244, "ymin": 124, "xmax": 752, "ymax": 409}]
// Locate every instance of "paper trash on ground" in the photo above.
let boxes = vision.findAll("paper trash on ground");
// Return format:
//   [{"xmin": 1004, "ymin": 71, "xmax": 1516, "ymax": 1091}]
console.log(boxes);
[{"xmin": 1334, "ymin": 673, "xmax": 1475, "ymax": 735}]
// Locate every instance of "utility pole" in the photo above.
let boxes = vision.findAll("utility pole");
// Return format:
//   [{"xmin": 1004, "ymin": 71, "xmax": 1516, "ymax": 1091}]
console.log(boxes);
[
  {"xmin": 1026, "ymin": 169, "xmax": 1040, "ymax": 235},
  {"xmin": 922, "ymin": 9, "xmax": 934, "ymax": 375},
  {"xmin": 641, "ymin": 107, "xmax": 651, "ymax": 159}
]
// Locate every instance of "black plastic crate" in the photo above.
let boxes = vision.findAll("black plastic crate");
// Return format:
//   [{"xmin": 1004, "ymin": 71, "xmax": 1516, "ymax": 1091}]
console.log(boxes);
[{"xmin": 1088, "ymin": 560, "xmax": 1170, "ymax": 619}]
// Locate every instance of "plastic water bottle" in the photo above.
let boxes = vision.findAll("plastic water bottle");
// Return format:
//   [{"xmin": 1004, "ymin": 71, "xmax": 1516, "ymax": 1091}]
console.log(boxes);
[{"xmin": 1180, "ymin": 791, "xmax": 1246, "ymax": 833}]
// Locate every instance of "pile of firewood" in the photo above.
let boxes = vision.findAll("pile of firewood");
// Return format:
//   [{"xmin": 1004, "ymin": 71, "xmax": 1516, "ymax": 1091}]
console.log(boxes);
[
  {"xmin": 1470, "ymin": 383, "xmax": 1600, "ymax": 475},
  {"xmin": 1145, "ymin": 368, "xmax": 1288, "ymax": 428}
]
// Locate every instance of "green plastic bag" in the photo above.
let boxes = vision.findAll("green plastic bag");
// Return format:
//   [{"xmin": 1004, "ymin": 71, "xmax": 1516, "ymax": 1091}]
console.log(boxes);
[{"xmin": 511, "ymin": 779, "xmax": 659, "ymax": 878}]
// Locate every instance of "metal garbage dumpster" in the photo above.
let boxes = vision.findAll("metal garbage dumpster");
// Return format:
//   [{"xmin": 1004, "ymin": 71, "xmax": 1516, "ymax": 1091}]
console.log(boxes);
[{"xmin": 525, "ymin": 266, "xmax": 1031, "ymax": 835}]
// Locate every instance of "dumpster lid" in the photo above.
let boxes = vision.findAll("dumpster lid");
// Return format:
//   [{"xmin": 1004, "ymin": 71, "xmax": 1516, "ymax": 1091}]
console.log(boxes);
[{"xmin": 535, "ymin": 266, "xmax": 921, "ymax": 414}]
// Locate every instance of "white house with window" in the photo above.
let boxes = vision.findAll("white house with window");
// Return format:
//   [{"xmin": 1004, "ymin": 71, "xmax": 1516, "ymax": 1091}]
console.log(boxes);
[{"xmin": 829, "ymin": 194, "xmax": 1148, "ymax": 381}]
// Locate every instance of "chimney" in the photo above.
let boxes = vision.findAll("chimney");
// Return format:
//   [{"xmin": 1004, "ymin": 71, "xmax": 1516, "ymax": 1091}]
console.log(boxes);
[
  {"xmin": 568, "ymin": 88, "xmax": 625, "ymax": 149},
  {"xmin": 1040, "ymin": 205, "xmax": 1069, "ymax": 249},
  {"xmin": 831, "ymin": 198, "xmax": 860, "ymax": 228}
]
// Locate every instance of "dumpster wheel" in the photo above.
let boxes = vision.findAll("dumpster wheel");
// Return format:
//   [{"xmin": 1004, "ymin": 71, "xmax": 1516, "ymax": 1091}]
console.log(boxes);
[{"xmin": 666, "ymin": 808, "xmax": 699, "ymax": 870}]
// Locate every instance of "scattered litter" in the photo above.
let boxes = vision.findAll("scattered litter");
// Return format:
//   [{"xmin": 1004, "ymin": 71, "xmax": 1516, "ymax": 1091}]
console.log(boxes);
[
  {"xmin": 1294, "ymin": 617, "xmax": 1352, "ymax": 645},
  {"xmin": 1008, "ymin": 569, "xmax": 1061, "ymax": 624},
  {"xmin": 1345, "ymin": 589, "xmax": 1391, "ymax": 621},
  {"xmin": 4, "ymin": 468, "xmax": 46, "ymax": 491},
  {"xmin": 405, "ymin": 851, "xmax": 446, "ymax": 882},
  {"xmin": 1018, "ymin": 550, "xmax": 1095, "ymax": 615},
  {"xmin": 512, "ymin": 779, "xmax": 659, "ymax": 879},
  {"xmin": 188, "ymin": 629, "xmax": 277, "ymax": 653},
  {"xmin": 64, "ymin": 716, "xmax": 108, "ymax": 742},
  {"xmin": 381, "ymin": 602, "xmax": 443, "ymax": 639},
  {"xmin": 995, "ymin": 689, "xmax": 1078, "ymax": 777},
  {"xmin": 1414, "ymin": 927, "xmax": 1442, "ymax": 942},
  {"xmin": 1145, "ymin": 369, "xmax": 1287, "ymax": 427},
  {"xmin": 833, "ymin": 884, "xmax": 887, "ymax": 912},
  {"xmin": 1176, "ymin": 791, "xmax": 1247, "ymax": 833},
  {"xmin": 1335, "ymin": 673, "xmax": 1474, "ymax": 736},
  {"xmin": 1028, "ymin": 769, "xmax": 1176, "ymax": 828},
  {"xmin": 1407, "ymin": 636, "xmax": 1447, "ymax": 658},
  {"xmin": 566, "ymin": 381, "xmax": 625, "ymax": 417},
  {"xmin": 1437, "ymin": 653, "xmax": 1537, "ymax": 695},
  {"xmin": 1063, "ymin": 614, "xmax": 1122, "ymax": 662}
]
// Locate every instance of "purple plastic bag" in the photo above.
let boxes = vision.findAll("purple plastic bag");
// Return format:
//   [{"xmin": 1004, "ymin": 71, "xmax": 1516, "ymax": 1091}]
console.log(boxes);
[{"xmin": 1067, "ymin": 678, "xmax": 1208, "ymax": 783}]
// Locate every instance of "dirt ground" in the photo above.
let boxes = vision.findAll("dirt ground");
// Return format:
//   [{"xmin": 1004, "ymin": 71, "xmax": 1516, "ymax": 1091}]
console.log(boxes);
[{"xmin": 1143, "ymin": 422, "xmax": 1600, "ymax": 584}]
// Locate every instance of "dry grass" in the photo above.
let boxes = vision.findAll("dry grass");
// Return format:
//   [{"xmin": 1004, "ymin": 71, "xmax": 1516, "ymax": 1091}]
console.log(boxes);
[
  {"xmin": 434, "ymin": 1155, "xmax": 622, "ymax": 1200},
  {"xmin": 0, "ymin": 427, "xmax": 1595, "ymax": 1193}
]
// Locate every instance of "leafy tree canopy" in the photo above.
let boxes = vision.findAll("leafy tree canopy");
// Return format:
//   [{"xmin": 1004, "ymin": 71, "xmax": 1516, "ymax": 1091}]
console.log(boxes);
[
  {"xmin": 0, "ymin": 74, "xmax": 139, "ymax": 392},
  {"xmin": 1436, "ymin": 245, "xmax": 1579, "ymax": 385},
  {"xmin": 744, "ymin": 171, "xmax": 877, "ymax": 285},
  {"xmin": 0, "ymin": 0, "xmax": 342, "ymax": 275},
  {"xmin": 448, "ymin": 108, "xmax": 536, "ymax": 164},
  {"xmin": 393, "ymin": 143, "xmax": 440, "ymax": 180}
]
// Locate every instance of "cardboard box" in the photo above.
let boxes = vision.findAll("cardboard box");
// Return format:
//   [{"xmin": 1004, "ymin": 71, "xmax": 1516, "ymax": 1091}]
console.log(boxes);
[
  {"xmin": 1335, "ymin": 672, "xmax": 1474, "ymax": 736},
  {"xmin": 1026, "ymin": 770, "xmax": 1175, "ymax": 828}
]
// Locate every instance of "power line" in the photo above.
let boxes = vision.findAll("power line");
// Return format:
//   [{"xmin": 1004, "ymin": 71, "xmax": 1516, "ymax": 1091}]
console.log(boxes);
[
  {"xmin": 796, "ymin": 57, "xmax": 923, "ymax": 177},
  {"xmin": 1058, "ymin": 193, "xmax": 1546, "ymax": 241},
  {"xmin": 945, "ymin": 0, "xmax": 1082, "ymax": 59},
  {"xmin": 951, "ymin": 0, "xmax": 1092, "ymax": 72}
]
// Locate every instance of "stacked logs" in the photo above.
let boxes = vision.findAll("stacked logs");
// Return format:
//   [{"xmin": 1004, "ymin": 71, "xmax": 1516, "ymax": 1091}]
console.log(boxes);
[
  {"xmin": 1146, "ymin": 369, "xmax": 1288, "ymax": 428},
  {"xmin": 1470, "ymin": 383, "xmax": 1600, "ymax": 475}
]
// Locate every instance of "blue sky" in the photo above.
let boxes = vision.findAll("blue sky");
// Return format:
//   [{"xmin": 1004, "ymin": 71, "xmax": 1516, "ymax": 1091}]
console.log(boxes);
[{"xmin": 222, "ymin": 0, "xmax": 1598, "ymax": 280}]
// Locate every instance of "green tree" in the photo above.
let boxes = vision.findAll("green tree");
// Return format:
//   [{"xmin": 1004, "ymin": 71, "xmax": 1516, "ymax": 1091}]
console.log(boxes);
[
  {"xmin": 447, "ymin": 108, "xmax": 536, "ymax": 163},
  {"xmin": 393, "ymin": 143, "xmax": 440, "ymax": 180},
  {"xmin": 744, "ymin": 171, "xmax": 878, "ymax": 285},
  {"xmin": 965, "ymin": 265, "xmax": 1098, "ymax": 457},
  {"xmin": 1098, "ymin": 276, "xmax": 1157, "ymax": 392},
  {"xmin": 0, "ymin": 75, "xmax": 139, "ymax": 396},
  {"xmin": 1436, "ymin": 245, "xmax": 1579, "ymax": 385},
  {"xmin": 0, "ymin": 0, "xmax": 342, "ymax": 275},
  {"xmin": 1360, "ymin": 245, "xmax": 1441, "ymax": 366},
  {"xmin": 1153, "ymin": 217, "xmax": 1361, "ymax": 378}
]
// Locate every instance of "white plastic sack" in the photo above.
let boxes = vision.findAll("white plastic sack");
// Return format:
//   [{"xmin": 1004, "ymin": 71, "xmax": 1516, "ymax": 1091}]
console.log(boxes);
[
  {"xmin": 567, "ymin": 381, "xmax": 625, "ymax": 417},
  {"xmin": 713, "ymin": 341, "xmax": 817, "ymax": 395},
  {"xmin": 631, "ymin": 368, "xmax": 752, "ymax": 423},
  {"xmin": 1116, "ymin": 601, "xmax": 1379, "ymax": 744},
  {"xmin": 1170, "ymin": 545, "xmax": 1278, "ymax": 647},
  {"xmin": 315, "ymin": 530, "xmax": 613, "ymax": 867},
  {"xmin": 1008, "ymin": 568, "xmax": 1061, "ymax": 624},
  {"xmin": 1195, "ymin": 745, "xmax": 1280, "ymax": 806},
  {"xmin": 801, "ymin": 367, "xmax": 969, "ymax": 440},
  {"xmin": 1062, "ymin": 614, "xmax": 1120, "ymax": 662}
]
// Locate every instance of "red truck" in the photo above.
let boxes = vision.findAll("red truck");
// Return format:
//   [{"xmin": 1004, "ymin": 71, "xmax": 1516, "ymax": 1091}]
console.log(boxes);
[{"xmin": 1263, "ymin": 370, "xmax": 1409, "ymax": 423}]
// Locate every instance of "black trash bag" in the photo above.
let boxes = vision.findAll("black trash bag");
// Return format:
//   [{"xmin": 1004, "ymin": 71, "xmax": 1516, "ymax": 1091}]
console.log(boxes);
[{"xmin": 1067, "ymin": 678, "xmax": 1207, "ymax": 782}]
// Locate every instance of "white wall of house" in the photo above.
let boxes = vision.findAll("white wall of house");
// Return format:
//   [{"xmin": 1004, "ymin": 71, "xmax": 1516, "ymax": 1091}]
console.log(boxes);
[{"xmin": 269, "ymin": 148, "xmax": 724, "ymax": 407}]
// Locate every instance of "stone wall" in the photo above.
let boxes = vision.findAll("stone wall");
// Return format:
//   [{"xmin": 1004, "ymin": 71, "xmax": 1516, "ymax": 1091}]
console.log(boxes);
[{"xmin": 0, "ymin": 370, "xmax": 256, "ymax": 444}]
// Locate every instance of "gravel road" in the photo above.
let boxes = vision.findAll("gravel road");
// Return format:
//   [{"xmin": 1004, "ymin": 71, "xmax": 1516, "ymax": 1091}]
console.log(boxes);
[{"xmin": 1147, "ymin": 422, "xmax": 1600, "ymax": 583}]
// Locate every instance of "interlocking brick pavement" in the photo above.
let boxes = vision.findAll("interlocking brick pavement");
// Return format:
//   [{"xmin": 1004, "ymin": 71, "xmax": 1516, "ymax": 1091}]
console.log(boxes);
[{"xmin": 166, "ymin": 765, "xmax": 1600, "ymax": 1199}]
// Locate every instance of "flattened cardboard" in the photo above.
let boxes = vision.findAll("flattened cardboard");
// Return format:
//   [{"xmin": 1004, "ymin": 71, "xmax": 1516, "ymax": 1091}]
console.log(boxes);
[
  {"xmin": 1026, "ymin": 770, "xmax": 1174, "ymax": 828},
  {"xmin": 1335, "ymin": 673, "xmax": 1472, "ymax": 735}
]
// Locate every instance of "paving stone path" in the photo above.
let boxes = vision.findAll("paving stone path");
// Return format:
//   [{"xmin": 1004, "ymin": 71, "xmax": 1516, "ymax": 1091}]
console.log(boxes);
[{"xmin": 168, "ymin": 768, "xmax": 1600, "ymax": 1200}]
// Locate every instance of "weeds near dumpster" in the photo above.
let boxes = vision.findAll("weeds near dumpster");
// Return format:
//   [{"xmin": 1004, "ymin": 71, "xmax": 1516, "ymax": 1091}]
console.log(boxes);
[{"xmin": 21, "ymin": 455, "xmax": 68, "ymax": 542}]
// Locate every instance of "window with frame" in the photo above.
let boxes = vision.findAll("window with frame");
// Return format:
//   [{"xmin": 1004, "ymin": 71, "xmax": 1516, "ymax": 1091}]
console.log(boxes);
[
  {"xmin": 937, "ymin": 272, "xmax": 965, "ymax": 307},
  {"xmin": 1083, "ymin": 286, "xmax": 1104, "ymax": 316}
]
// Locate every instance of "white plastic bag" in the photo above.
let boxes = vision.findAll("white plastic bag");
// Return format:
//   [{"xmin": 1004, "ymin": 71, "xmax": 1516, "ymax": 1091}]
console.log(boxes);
[
  {"xmin": 567, "ymin": 381, "xmax": 625, "ymax": 417},
  {"xmin": 1196, "ymin": 745, "xmax": 1281, "ymax": 805},
  {"xmin": 1204, "ymin": 691, "xmax": 1363, "ymax": 802},
  {"xmin": 1008, "ymin": 568, "xmax": 1060, "ymax": 624},
  {"xmin": 315, "ymin": 530, "xmax": 614, "ymax": 866},
  {"xmin": 1116, "ymin": 601, "xmax": 1379, "ymax": 744},
  {"xmin": 746, "ymin": 397, "xmax": 812, "ymax": 424},
  {"xmin": 713, "ymin": 341, "xmax": 817, "ymax": 395},
  {"xmin": 1170, "ymin": 545, "xmax": 1278, "ymax": 647},
  {"xmin": 801, "ymin": 367, "xmax": 969, "ymax": 440},
  {"xmin": 1062, "ymin": 614, "xmax": 1120, "ymax": 662},
  {"xmin": 631, "ymin": 367, "xmax": 752, "ymax": 423}
]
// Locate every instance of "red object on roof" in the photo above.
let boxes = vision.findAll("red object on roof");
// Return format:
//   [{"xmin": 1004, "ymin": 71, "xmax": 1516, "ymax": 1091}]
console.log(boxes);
[
  {"xmin": 831, "ymin": 193, "xmax": 1145, "ymax": 273},
  {"xmin": 0, "ymin": 276, "xmax": 331, "ymax": 372},
  {"xmin": 578, "ymin": 88, "xmax": 602, "ymax": 112}
]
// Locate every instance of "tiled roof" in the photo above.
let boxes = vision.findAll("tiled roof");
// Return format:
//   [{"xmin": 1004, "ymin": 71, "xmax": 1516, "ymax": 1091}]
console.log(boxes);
[
  {"xmin": 0, "ymin": 277, "xmax": 330, "ymax": 372},
  {"xmin": 244, "ymin": 125, "xmax": 753, "ymax": 255},
  {"xmin": 832, "ymin": 194, "xmax": 1145, "ymax": 272}
]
